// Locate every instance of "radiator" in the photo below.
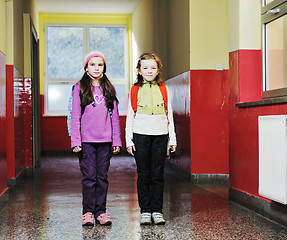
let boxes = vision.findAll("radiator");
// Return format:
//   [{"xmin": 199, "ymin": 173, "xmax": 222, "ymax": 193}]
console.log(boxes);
[{"xmin": 258, "ymin": 115, "xmax": 287, "ymax": 204}]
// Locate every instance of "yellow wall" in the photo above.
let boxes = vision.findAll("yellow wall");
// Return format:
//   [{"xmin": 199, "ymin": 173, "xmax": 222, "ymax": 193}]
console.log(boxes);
[
  {"xmin": 190, "ymin": 0, "xmax": 229, "ymax": 70},
  {"xmin": 132, "ymin": 0, "xmax": 190, "ymax": 80},
  {"xmin": 23, "ymin": 13, "xmax": 32, "ymax": 78},
  {"xmin": 39, "ymin": 12, "xmax": 132, "ymax": 94},
  {"xmin": 229, "ymin": 0, "xmax": 261, "ymax": 52},
  {"xmin": 23, "ymin": 0, "xmax": 39, "ymax": 78},
  {"xmin": 132, "ymin": 0, "xmax": 159, "ymax": 83},
  {"xmin": 157, "ymin": 0, "xmax": 169, "ymax": 79},
  {"xmin": 239, "ymin": 0, "xmax": 261, "ymax": 50},
  {"xmin": 0, "ymin": 0, "xmax": 6, "ymax": 54},
  {"xmin": 132, "ymin": 0, "xmax": 158, "ymax": 57},
  {"xmin": 5, "ymin": 0, "xmax": 13, "ymax": 65},
  {"xmin": 229, "ymin": 0, "xmax": 239, "ymax": 52},
  {"xmin": 13, "ymin": 0, "xmax": 24, "ymax": 74},
  {"xmin": 166, "ymin": 0, "xmax": 190, "ymax": 77},
  {"xmin": 5, "ymin": 0, "xmax": 38, "ymax": 74},
  {"xmin": 23, "ymin": 0, "xmax": 38, "ymax": 32}
]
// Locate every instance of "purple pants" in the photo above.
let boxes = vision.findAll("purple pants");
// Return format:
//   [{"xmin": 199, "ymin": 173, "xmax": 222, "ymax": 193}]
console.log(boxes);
[{"xmin": 79, "ymin": 142, "xmax": 112, "ymax": 217}]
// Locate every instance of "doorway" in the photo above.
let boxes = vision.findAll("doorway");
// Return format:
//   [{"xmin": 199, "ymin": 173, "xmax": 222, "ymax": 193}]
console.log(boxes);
[{"xmin": 31, "ymin": 23, "xmax": 41, "ymax": 167}]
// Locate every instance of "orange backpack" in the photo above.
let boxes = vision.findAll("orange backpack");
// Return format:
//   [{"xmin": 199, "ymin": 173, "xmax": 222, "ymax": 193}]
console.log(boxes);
[{"xmin": 130, "ymin": 83, "xmax": 169, "ymax": 122}]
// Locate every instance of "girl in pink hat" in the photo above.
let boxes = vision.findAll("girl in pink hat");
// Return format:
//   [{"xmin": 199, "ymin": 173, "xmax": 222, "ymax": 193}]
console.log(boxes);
[{"xmin": 70, "ymin": 51, "xmax": 122, "ymax": 226}]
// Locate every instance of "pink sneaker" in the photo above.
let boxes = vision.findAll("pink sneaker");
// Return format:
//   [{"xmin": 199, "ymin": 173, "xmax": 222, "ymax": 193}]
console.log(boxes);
[
  {"xmin": 82, "ymin": 212, "xmax": 95, "ymax": 226},
  {"xmin": 96, "ymin": 213, "xmax": 112, "ymax": 225}
]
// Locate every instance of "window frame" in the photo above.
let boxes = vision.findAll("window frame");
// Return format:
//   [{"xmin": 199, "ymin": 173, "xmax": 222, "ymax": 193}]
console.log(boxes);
[
  {"xmin": 43, "ymin": 23, "xmax": 129, "ymax": 116},
  {"xmin": 262, "ymin": 0, "xmax": 287, "ymax": 98}
]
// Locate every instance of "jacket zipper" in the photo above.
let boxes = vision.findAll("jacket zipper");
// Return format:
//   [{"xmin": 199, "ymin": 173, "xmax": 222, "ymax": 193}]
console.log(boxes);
[{"xmin": 150, "ymin": 82, "xmax": 154, "ymax": 115}]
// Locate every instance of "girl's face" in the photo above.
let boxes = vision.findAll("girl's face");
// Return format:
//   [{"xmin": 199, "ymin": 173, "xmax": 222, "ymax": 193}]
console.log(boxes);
[
  {"xmin": 86, "ymin": 57, "xmax": 105, "ymax": 79},
  {"xmin": 139, "ymin": 59, "xmax": 159, "ymax": 82}
]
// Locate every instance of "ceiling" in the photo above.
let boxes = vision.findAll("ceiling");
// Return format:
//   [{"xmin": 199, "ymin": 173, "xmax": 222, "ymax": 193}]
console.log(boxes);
[{"xmin": 37, "ymin": 0, "xmax": 140, "ymax": 14}]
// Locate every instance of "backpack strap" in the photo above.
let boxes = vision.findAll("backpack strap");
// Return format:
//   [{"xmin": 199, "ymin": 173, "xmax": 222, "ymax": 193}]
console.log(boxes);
[
  {"xmin": 67, "ymin": 85, "xmax": 75, "ymax": 137},
  {"xmin": 159, "ymin": 83, "xmax": 168, "ymax": 114},
  {"xmin": 130, "ymin": 85, "xmax": 139, "ymax": 116},
  {"xmin": 159, "ymin": 83, "xmax": 169, "ymax": 124}
]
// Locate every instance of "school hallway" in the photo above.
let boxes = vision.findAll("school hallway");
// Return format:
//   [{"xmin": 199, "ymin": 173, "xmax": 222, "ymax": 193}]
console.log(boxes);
[{"xmin": 0, "ymin": 154, "xmax": 286, "ymax": 240}]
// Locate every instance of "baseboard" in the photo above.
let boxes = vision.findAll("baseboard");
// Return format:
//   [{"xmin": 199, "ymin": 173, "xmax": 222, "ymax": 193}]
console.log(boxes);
[
  {"xmin": 7, "ymin": 168, "xmax": 26, "ymax": 188},
  {"xmin": 0, "ymin": 188, "xmax": 9, "ymax": 211},
  {"xmin": 165, "ymin": 162, "xmax": 229, "ymax": 184},
  {"xmin": 191, "ymin": 173, "xmax": 229, "ymax": 184},
  {"xmin": 229, "ymin": 188, "xmax": 287, "ymax": 227},
  {"xmin": 165, "ymin": 161, "xmax": 192, "ymax": 181}
]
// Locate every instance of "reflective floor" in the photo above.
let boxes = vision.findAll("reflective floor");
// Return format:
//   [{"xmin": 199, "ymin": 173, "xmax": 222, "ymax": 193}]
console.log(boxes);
[{"xmin": 0, "ymin": 154, "xmax": 287, "ymax": 240}]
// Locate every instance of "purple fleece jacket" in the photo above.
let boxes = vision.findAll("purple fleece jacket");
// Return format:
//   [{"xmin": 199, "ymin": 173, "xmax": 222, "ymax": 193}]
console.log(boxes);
[{"xmin": 70, "ymin": 83, "xmax": 122, "ymax": 148}]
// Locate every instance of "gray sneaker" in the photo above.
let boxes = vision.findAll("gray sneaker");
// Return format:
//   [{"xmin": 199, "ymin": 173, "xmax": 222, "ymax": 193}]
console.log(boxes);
[
  {"xmin": 152, "ymin": 212, "xmax": 165, "ymax": 225},
  {"xmin": 140, "ymin": 213, "xmax": 152, "ymax": 225}
]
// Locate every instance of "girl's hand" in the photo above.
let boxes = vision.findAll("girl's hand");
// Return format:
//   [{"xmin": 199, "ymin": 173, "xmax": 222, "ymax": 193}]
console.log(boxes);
[
  {"xmin": 168, "ymin": 145, "xmax": 177, "ymax": 153},
  {"xmin": 73, "ymin": 146, "xmax": 82, "ymax": 152},
  {"xmin": 113, "ymin": 146, "xmax": 120, "ymax": 154},
  {"xmin": 127, "ymin": 145, "xmax": 136, "ymax": 156}
]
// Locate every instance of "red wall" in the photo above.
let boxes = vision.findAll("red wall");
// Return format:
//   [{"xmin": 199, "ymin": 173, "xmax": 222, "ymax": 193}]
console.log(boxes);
[
  {"xmin": 166, "ymin": 70, "xmax": 229, "ymax": 175},
  {"xmin": 0, "ymin": 52, "xmax": 7, "ymax": 195},
  {"xmin": 229, "ymin": 50, "xmax": 287, "ymax": 198},
  {"xmin": 40, "ymin": 94, "xmax": 126, "ymax": 151},
  {"xmin": 165, "ymin": 73, "xmax": 191, "ymax": 172},
  {"xmin": 190, "ymin": 70, "xmax": 229, "ymax": 174},
  {"xmin": 6, "ymin": 65, "xmax": 16, "ymax": 179},
  {"xmin": 6, "ymin": 66, "xmax": 33, "ymax": 179},
  {"xmin": 22, "ymin": 78, "xmax": 33, "ymax": 167}
]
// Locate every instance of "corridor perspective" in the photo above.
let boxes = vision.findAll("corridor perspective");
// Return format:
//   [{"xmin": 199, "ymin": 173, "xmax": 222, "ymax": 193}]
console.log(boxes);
[
  {"xmin": 0, "ymin": 154, "xmax": 287, "ymax": 240},
  {"xmin": 1, "ymin": 0, "xmax": 287, "ymax": 239}
]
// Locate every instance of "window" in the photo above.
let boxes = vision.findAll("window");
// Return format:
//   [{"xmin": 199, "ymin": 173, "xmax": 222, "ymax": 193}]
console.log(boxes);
[
  {"xmin": 262, "ymin": 0, "xmax": 287, "ymax": 98},
  {"xmin": 44, "ymin": 24, "xmax": 128, "ymax": 115}
]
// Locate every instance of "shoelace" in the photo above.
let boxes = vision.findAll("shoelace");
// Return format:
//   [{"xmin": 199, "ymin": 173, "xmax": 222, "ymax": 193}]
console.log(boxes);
[
  {"xmin": 141, "ymin": 213, "xmax": 151, "ymax": 219},
  {"xmin": 152, "ymin": 213, "xmax": 163, "ymax": 219},
  {"xmin": 83, "ymin": 213, "xmax": 93, "ymax": 219},
  {"xmin": 99, "ymin": 213, "xmax": 111, "ymax": 220}
]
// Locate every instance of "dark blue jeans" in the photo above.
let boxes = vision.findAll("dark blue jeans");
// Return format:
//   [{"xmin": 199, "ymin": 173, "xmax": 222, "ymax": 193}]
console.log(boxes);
[
  {"xmin": 79, "ymin": 142, "xmax": 112, "ymax": 217},
  {"xmin": 133, "ymin": 133, "xmax": 168, "ymax": 213}
]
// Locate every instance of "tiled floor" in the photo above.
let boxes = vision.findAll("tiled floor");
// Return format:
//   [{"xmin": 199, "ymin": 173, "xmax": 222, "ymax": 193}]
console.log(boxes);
[{"xmin": 0, "ymin": 154, "xmax": 287, "ymax": 240}]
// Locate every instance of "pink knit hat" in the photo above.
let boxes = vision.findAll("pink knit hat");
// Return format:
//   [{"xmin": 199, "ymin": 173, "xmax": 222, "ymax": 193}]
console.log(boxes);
[{"xmin": 83, "ymin": 51, "xmax": 106, "ymax": 69}]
